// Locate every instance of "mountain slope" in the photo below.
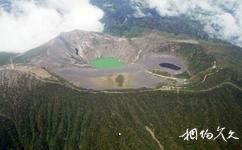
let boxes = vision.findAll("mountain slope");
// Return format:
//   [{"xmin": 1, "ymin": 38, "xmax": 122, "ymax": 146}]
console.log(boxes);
[
  {"xmin": 0, "ymin": 52, "xmax": 18, "ymax": 65},
  {"xmin": 0, "ymin": 29, "xmax": 242, "ymax": 149},
  {"xmin": 0, "ymin": 70, "xmax": 242, "ymax": 150}
]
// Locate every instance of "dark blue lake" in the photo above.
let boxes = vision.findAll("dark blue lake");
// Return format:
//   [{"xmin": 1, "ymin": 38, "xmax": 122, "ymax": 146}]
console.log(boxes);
[{"xmin": 159, "ymin": 63, "xmax": 181, "ymax": 71}]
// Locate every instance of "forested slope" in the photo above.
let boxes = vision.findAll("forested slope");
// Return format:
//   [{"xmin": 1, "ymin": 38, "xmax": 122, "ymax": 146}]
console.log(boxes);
[{"xmin": 0, "ymin": 70, "xmax": 241, "ymax": 150}]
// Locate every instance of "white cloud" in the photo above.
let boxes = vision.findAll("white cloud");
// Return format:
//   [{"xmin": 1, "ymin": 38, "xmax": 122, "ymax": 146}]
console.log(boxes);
[
  {"xmin": 0, "ymin": 0, "xmax": 104, "ymax": 52},
  {"xmin": 143, "ymin": 0, "xmax": 242, "ymax": 47}
]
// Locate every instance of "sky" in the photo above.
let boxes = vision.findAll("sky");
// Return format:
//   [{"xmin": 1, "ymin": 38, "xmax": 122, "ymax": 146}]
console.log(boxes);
[{"xmin": 0, "ymin": 0, "xmax": 104, "ymax": 52}]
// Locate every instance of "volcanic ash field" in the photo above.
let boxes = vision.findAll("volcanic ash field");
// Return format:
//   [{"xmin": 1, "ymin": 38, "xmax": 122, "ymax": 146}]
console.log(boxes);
[{"xmin": 16, "ymin": 30, "xmax": 188, "ymax": 90}]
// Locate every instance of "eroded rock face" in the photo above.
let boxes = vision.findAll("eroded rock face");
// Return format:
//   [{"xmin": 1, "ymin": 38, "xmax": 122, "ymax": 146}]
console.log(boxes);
[
  {"xmin": 0, "ymin": 70, "xmax": 40, "ymax": 107},
  {"xmin": 15, "ymin": 30, "xmax": 187, "ymax": 90},
  {"xmin": 0, "ymin": 70, "xmax": 35, "ymax": 89},
  {"xmin": 33, "ymin": 30, "xmax": 179, "ymax": 66}
]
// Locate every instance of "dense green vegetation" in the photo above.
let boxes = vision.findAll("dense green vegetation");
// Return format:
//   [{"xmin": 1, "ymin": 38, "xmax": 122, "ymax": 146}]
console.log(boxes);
[
  {"xmin": 179, "ymin": 42, "xmax": 242, "ymax": 89},
  {"xmin": 104, "ymin": 24, "xmax": 149, "ymax": 38},
  {"xmin": 0, "ymin": 72, "xmax": 241, "ymax": 150},
  {"xmin": 175, "ymin": 71, "xmax": 190, "ymax": 79},
  {"xmin": 0, "ymin": 52, "xmax": 18, "ymax": 65},
  {"xmin": 90, "ymin": 57, "xmax": 126, "ymax": 69},
  {"xmin": 92, "ymin": 0, "xmax": 209, "ymax": 40},
  {"xmin": 204, "ymin": 42, "xmax": 242, "ymax": 74},
  {"xmin": 178, "ymin": 43, "xmax": 214, "ymax": 75}
]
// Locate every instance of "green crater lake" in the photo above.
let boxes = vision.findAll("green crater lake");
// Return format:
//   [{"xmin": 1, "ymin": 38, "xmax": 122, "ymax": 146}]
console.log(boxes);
[{"xmin": 90, "ymin": 57, "xmax": 126, "ymax": 69}]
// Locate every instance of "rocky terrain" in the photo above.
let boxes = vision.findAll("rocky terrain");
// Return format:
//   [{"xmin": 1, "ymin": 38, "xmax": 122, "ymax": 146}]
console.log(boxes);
[{"xmin": 11, "ymin": 30, "xmax": 190, "ymax": 90}]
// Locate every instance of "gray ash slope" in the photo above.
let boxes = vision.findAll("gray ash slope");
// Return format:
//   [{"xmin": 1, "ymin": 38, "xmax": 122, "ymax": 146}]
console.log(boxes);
[{"xmin": 13, "ymin": 30, "xmax": 187, "ymax": 90}]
